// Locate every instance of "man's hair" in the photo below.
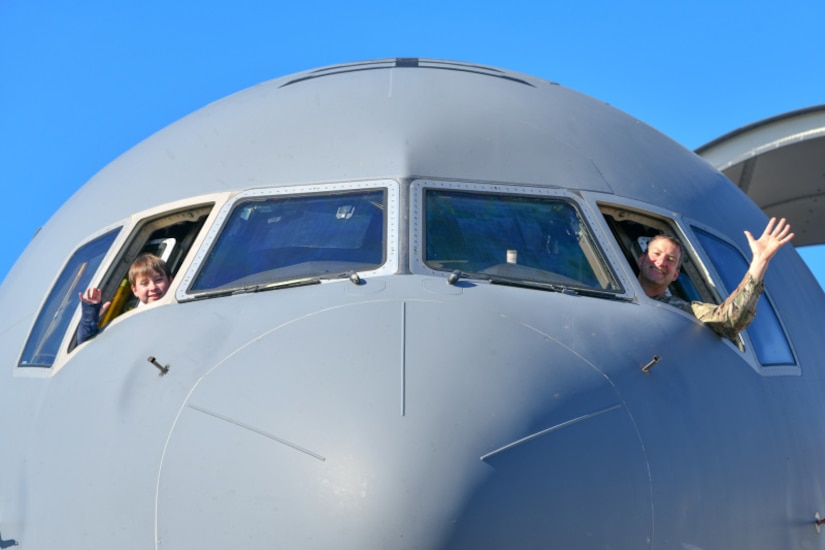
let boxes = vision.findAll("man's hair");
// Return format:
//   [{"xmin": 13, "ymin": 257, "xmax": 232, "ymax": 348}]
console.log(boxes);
[
  {"xmin": 647, "ymin": 233, "xmax": 685, "ymax": 268},
  {"xmin": 128, "ymin": 253, "xmax": 171, "ymax": 286}
]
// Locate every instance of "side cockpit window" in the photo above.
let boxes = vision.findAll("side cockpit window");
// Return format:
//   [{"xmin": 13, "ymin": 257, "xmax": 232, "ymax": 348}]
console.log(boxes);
[
  {"xmin": 693, "ymin": 228, "xmax": 795, "ymax": 366},
  {"xmin": 89, "ymin": 205, "xmax": 211, "ymax": 331},
  {"xmin": 601, "ymin": 206, "xmax": 713, "ymax": 304},
  {"xmin": 601, "ymin": 204, "xmax": 796, "ymax": 368},
  {"xmin": 19, "ymin": 228, "xmax": 121, "ymax": 367},
  {"xmin": 18, "ymin": 203, "xmax": 213, "ymax": 369}
]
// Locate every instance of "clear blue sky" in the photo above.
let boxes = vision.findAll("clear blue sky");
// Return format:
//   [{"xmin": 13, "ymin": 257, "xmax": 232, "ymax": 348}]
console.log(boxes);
[{"xmin": 2, "ymin": 1, "xmax": 824, "ymax": 286}]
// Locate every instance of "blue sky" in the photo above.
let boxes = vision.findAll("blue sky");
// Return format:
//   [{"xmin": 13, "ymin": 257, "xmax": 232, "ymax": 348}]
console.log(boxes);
[{"xmin": 1, "ymin": 1, "xmax": 824, "ymax": 285}]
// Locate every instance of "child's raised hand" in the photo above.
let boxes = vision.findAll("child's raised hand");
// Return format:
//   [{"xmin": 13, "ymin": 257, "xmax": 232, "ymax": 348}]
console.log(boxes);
[{"xmin": 78, "ymin": 287, "xmax": 103, "ymax": 305}]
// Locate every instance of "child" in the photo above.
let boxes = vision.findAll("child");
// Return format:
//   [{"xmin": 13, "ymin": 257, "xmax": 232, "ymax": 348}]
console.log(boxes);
[{"xmin": 77, "ymin": 253, "xmax": 172, "ymax": 344}]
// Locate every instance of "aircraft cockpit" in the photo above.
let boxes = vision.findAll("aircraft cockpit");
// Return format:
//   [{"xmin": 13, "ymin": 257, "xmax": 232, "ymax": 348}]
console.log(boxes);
[
  {"xmin": 16, "ymin": 179, "xmax": 797, "ymax": 375},
  {"xmin": 601, "ymin": 205, "xmax": 709, "ymax": 305},
  {"xmin": 18, "ymin": 202, "xmax": 212, "ymax": 369},
  {"xmin": 600, "ymin": 202, "xmax": 796, "ymax": 371},
  {"xmin": 96, "ymin": 204, "xmax": 212, "ymax": 323}
]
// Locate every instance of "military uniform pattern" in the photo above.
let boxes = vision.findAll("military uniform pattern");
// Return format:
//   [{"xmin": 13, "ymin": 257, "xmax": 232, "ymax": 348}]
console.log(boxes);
[{"xmin": 652, "ymin": 273, "xmax": 764, "ymax": 340}]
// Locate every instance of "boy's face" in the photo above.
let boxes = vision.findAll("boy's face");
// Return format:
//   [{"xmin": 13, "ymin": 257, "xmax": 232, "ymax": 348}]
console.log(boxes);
[{"xmin": 131, "ymin": 270, "xmax": 171, "ymax": 304}]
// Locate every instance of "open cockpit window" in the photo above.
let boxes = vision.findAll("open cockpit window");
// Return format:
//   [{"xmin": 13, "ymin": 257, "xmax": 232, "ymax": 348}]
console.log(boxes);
[
  {"xmin": 417, "ymin": 183, "xmax": 622, "ymax": 295},
  {"xmin": 600, "ymin": 205, "xmax": 796, "ymax": 366},
  {"xmin": 19, "ymin": 228, "xmax": 121, "ymax": 367},
  {"xmin": 65, "ymin": 204, "xmax": 212, "ymax": 354},
  {"xmin": 601, "ymin": 205, "xmax": 715, "ymax": 304},
  {"xmin": 178, "ymin": 182, "xmax": 397, "ymax": 299}
]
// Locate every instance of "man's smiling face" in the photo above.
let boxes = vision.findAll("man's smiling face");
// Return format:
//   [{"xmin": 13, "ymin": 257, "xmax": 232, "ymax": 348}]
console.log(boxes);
[{"xmin": 638, "ymin": 237, "xmax": 682, "ymax": 297}]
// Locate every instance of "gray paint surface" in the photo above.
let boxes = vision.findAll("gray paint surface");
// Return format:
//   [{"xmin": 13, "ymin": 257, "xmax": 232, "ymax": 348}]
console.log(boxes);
[{"xmin": 1, "ymin": 59, "xmax": 824, "ymax": 549}]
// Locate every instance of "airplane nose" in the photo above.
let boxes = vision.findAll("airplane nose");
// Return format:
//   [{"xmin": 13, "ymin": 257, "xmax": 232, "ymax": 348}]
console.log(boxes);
[{"xmin": 157, "ymin": 298, "xmax": 651, "ymax": 548}]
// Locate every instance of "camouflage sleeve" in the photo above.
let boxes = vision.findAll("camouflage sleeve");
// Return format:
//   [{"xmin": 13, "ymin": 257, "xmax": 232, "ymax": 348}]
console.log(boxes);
[{"xmin": 690, "ymin": 273, "xmax": 764, "ymax": 340}]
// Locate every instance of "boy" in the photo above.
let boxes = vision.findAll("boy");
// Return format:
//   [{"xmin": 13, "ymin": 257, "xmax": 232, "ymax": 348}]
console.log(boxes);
[{"xmin": 77, "ymin": 253, "xmax": 172, "ymax": 344}]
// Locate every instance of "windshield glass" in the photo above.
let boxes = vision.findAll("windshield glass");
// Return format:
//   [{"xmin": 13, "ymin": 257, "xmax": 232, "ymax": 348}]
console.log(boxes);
[
  {"xmin": 424, "ymin": 189, "xmax": 620, "ymax": 291},
  {"xmin": 694, "ymin": 228, "xmax": 795, "ymax": 365},
  {"xmin": 19, "ymin": 228, "xmax": 120, "ymax": 367},
  {"xmin": 189, "ymin": 189, "xmax": 386, "ymax": 293}
]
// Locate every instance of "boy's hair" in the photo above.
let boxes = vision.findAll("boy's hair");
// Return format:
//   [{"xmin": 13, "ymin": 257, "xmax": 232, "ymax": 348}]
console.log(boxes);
[{"xmin": 128, "ymin": 253, "xmax": 171, "ymax": 286}]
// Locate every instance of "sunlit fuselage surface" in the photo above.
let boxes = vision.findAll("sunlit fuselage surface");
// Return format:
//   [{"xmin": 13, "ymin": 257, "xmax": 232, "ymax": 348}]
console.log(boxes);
[{"xmin": 1, "ymin": 59, "xmax": 825, "ymax": 549}]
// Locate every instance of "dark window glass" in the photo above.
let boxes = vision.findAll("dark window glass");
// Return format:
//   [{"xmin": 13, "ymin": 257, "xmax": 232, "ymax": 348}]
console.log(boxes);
[
  {"xmin": 694, "ymin": 228, "xmax": 794, "ymax": 365},
  {"xmin": 19, "ymin": 228, "xmax": 120, "ymax": 367},
  {"xmin": 190, "ymin": 190, "xmax": 386, "ymax": 293},
  {"xmin": 425, "ymin": 190, "xmax": 620, "ymax": 291}
]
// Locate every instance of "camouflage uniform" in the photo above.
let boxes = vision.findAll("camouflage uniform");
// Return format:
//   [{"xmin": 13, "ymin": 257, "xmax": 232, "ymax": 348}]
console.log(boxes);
[{"xmin": 652, "ymin": 273, "xmax": 764, "ymax": 340}]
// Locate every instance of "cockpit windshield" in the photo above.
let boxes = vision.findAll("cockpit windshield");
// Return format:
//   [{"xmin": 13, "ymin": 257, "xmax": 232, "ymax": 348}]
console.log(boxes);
[
  {"xmin": 424, "ymin": 189, "xmax": 620, "ymax": 292},
  {"xmin": 187, "ymin": 188, "xmax": 387, "ymax": 295}
]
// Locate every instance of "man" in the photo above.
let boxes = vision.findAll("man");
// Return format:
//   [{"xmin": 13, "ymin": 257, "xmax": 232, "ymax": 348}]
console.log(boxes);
[{"xmin": 637, "ymin": 217, "xmax": 794, "ymax": 340}]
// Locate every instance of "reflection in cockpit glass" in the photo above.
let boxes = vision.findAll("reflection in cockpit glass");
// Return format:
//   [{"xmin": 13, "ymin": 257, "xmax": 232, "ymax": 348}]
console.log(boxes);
[
  {"xmin": 190, "ymin": 189, "xmax": 386, "ymax": 293},
  {"xmin": 425, "ymin": 190, "xmax": 620, "ymax": 292},
  {"xmin": 19, "ymin": 228, "xmax": 120, "ymax": 367}
]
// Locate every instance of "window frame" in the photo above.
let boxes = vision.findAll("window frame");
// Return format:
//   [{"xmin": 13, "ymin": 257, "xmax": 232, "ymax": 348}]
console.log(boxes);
[
  {"xmin": 176, "ymin": 181, "xmax": 400, "ymax": 301},
  {"xmin": 15, "ymin": 221, "xmax": 126, "ymax": 375},
  {"xmin": 14, "ymin": 195, "xmax": 223, "ymax": 377},
  {"xmin": 688, "ymin": 221, "xmax": 798, "ymax": 374},
  {"xmin": 592, "ymin": 193, "xmax": 799, "ymax": 376},
  {"xmin": 65, "ymin": 203, "xmax": 215, "ymax": 353},
  {"xmin": 599, "ymin": 204, "xmax": 718, "ymax": 306},
  {"xmin": 410, "ymin": 179, "xmax": 631, "ymax": 297}
]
